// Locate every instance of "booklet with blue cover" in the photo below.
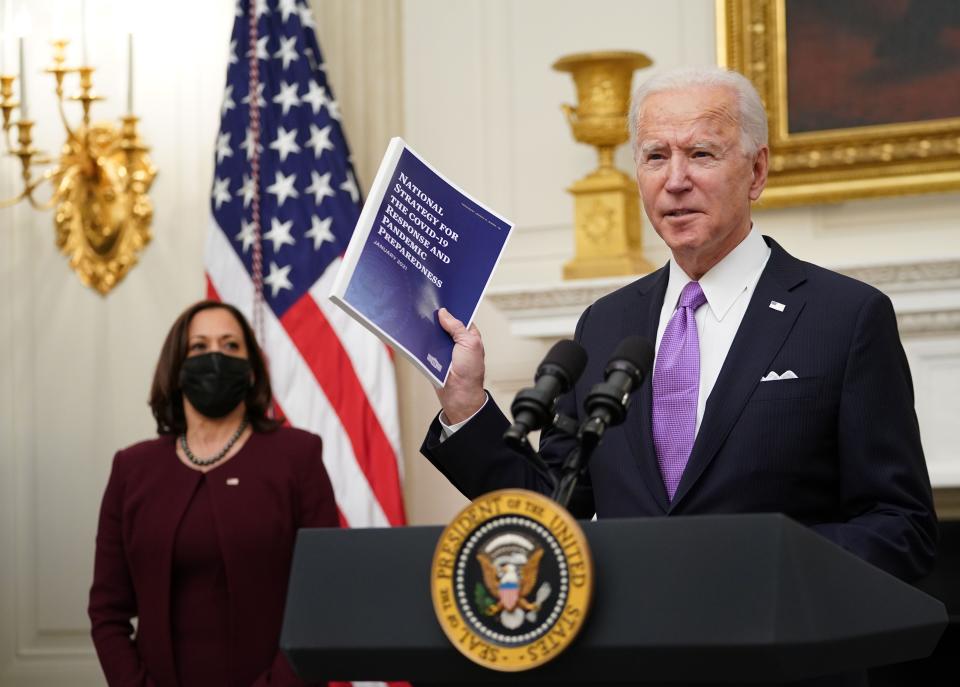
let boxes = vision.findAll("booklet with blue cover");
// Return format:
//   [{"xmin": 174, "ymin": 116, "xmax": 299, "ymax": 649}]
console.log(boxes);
[{"xmin": 329, "ymin": 137, "xmax": 514, "ymax": 387}]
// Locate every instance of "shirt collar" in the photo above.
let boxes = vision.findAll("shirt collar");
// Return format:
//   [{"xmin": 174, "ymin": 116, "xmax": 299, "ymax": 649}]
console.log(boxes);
[{"xmin": 665, "ymin": 225, "xmax": 770, "ymax": 321}]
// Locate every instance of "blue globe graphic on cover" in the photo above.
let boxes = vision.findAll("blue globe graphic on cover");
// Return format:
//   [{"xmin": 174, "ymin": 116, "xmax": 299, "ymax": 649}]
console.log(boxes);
[{"xmin": 344, "ymin": 243, "xmax": 416, "ymax": 334}]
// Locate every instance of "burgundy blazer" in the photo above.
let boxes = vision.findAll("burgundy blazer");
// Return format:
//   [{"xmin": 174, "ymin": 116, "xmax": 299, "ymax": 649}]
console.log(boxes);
[{"xmin": 89, "ymin": 427, "xmax": 339, "ymax": 687}]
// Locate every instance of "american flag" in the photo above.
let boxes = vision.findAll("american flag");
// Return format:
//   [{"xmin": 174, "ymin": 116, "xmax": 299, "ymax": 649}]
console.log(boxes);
[{"xmin": 205, "ymin": 0, "xmax": 406, "ymax": 530}]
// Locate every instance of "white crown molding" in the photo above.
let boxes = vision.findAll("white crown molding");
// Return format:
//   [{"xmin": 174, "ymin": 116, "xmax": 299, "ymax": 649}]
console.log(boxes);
[
  {"xmin": 486, "ymin": 276, "xmax": 636, "ymax": 339},
  {"xmin": 487, "ymin": 259, "xmax": 960, "ymax": 339},
  {"xmin": 897, "ymin": 309, "xmax": 960, "ymax": 336},
  {"xmin": 839, "ymin": 260, "xmax": 960, "ymax": 292}
]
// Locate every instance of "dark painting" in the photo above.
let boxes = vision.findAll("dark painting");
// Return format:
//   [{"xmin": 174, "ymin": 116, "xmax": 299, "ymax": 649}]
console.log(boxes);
[{"xmin": 785, "ymin": 0, "xmax": 960, "ymax": 133}]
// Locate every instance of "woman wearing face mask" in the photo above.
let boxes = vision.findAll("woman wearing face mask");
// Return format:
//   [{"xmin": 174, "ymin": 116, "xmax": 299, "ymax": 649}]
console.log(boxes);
[{"xmin": 89, "ymin": 300, "xmax": 337, "ymax": 687}]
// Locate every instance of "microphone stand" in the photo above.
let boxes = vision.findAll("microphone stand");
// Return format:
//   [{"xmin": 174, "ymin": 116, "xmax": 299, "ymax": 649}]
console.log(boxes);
[
  {"xmin": 504, "ymin": 412, "xmax": 581, "ymax": 494},
  {"xmin": 550, "ymin": 380, "xmax": 630, "ymax": 509},
  {"xmin": 550, "ymin": 418, "xmax": 608, "ymax": 508}
]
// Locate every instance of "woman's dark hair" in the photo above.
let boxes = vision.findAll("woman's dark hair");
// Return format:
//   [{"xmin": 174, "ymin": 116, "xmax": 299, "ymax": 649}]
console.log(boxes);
[{"xmin": 149, "ymin": 300, "xmax": 281, "ymax": 435}]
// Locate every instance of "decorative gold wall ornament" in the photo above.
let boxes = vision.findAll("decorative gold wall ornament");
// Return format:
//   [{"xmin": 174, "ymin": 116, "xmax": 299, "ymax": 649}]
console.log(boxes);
[
  {"xmin": 1, "ymin": 40, "xmax": 156, "ymax": 295},
  {"xmin": 553, "ymin": 50, "xmax": 654, "ymax": 280},
  {"xmin": 718, "ymin": 0, "xmax": 960, "ymax": 208}
]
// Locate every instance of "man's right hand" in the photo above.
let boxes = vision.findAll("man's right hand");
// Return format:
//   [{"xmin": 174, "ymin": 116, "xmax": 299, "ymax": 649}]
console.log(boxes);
[{"xmin": 435, "ymin": 308, "xmax": 487, "ymax": 424}]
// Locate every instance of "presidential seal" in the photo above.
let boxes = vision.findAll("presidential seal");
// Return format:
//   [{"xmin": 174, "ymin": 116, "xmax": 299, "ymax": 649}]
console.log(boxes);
[{"xmin": 430, "ymin": 489, "xmax": 592, "ymax": 671}]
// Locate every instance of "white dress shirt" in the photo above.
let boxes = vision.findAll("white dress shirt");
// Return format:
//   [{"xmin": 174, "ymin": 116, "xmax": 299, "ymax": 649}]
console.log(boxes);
[{"xmin": 654, "ymin": 226, "xmax": 770, "ymax": 437}]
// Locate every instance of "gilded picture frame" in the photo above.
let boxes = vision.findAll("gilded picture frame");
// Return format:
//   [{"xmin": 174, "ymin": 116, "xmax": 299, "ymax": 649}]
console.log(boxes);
[{"xmin": 717, "ymin": 0, "xmax": 960, "ymax": 208}]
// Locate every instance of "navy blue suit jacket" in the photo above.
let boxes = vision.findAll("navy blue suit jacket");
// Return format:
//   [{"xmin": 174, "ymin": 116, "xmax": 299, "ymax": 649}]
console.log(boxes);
[{"xmin": 422, "ymin": 237, "xmax": 937, "ymax": 581}]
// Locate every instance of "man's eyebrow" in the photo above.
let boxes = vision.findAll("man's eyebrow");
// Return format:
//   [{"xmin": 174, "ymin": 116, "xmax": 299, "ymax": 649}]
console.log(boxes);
[
  {"xmin": 639, "ymin": 141, "xmax": 665, "ymax": 156},
  {"xmin": 689, "ymin": 141, "xmax": 722, "ymax": 151}
]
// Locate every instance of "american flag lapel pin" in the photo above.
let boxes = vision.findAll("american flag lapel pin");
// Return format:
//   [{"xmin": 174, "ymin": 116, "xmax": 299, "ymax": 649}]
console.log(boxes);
[
  {"xmin": 769, "ymin": 300, "xmax": 786, "ymax": 312},
  {"xmin": 226, "ymin": 477, "xmax": 239, "ymax": 486}
]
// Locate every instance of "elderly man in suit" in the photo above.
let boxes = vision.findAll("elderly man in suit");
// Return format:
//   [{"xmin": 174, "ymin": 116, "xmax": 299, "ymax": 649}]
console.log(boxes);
[{"xmin": 421, "ymin": 66, "xmax": 936, "ymax": 583}]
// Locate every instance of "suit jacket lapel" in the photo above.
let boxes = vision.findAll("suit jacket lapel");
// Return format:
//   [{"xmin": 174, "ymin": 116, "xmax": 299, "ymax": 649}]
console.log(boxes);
[
  {"xmin": 668, "ymin": 239, "xmax": 807, "ymax": 512},
  {"xmin": 620, "ymin": 264, "xmax": 671, "ymax": 513}
]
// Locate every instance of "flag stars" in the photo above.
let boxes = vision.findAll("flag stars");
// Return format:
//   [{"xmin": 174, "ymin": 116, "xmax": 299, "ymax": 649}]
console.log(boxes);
[
  {"xmin": 221, "ymin": 85, "xmax": 235, "ymax": 116},
  {"xmin": 274, "ymin": 35, "xmax": 298, "ymax": 70},
  {"xmin": 248, "ymin": 35, "xmax": 269, "ymax": 62},
  {"xmin": 305, "ymin": 171, "xmax": 334, "ymax": 204},
  {"xmin": 326, "ymin": 99, "xmax": 341, "ymax": 121},
  {"xmin": 267, "ymin": 170, "xmax": 299, "ymax": 207},
  {"xmin": 301, "ymin": 81, "xmax": 327, "ymax": 114},
  {"xmin": 239, "ymin": 174, "xmax": 255, "ymax": 207},
  {"xmin": 212, "ymin": 177, "xmax": 232, "ymax": 209},
  {"xmin": 216, "ymin": 8, "xmax": 364, "ymax": 303},
  {"xmin": 264, "ymin": 217, "xmax": 296, "ymax": 252},
  {"xmin": 241, "ymin": 127, "xmax": 263, "ymax": 161},
  {"xmin": 299, "ymin": 4, "xmax": 316, "ymax": 28},
  {"xmin": 306, "ymin": 123, "xmax": 334, "ymax": 157},
  {"xmin": 242, "ymin": 82, "xmax": 266, "ymax": 108},
  {"xmin": 215, "ymin": 132, "xmax": 233, "ymax": 163},
  {"xmin": 273, "ymin": 81, "xmax": 301, "ymax": 115},
  {"xmin": 340, "ymin": 170, "xmax": 360, "ymax": 203},
  {"xmin": 278, "ymin": 0, "xmax": 299, "ymax": 23},
  {"xmin": 270, "ymin": 126, "xmax": 301, "ymax": 162},
  {"xmin": 235, "ymin": 219, "xmax": 256, "ymax": 253},
  {"xmin": 264, "ymin": 261, "xmax": 293, "ymax": 297},
  {"xmin": 305, "ymin": 215, "xmax": 335, "ymax": 250}
]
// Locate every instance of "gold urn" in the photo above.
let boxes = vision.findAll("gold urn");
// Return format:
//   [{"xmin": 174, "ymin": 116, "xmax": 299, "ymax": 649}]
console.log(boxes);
[{"xmin": 553, "ymin": 50, "xmax": 653, "ymax": 279}]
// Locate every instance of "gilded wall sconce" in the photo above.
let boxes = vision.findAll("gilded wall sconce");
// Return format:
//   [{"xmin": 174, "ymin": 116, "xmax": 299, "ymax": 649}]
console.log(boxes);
[{"xmin": 1, "ymin": 36, "xmax": 156, "ymax": 295}]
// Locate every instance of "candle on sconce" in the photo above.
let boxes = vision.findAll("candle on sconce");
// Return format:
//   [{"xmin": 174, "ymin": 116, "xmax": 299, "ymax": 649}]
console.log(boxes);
[
  {"xmin": 51, "ymin": 9, "xmax": 66, "ymax": 44},
  {"xmin": 18, "ymin": 35, "xmax": 26, "ymax": 119},
  {"xmin": 80, "ymin": 0, "xmax": 88, "ymax": 65},
  {"xmin": 126, "ymin": 32, "xmax": 133, "ymax": 114},
  {"xmin": 2, "ymin": 0, "xmax": 17, "ymax": 77},
  {"xmin": 0, "ymin": 0, "xmax": 8, "ymax": 76}
]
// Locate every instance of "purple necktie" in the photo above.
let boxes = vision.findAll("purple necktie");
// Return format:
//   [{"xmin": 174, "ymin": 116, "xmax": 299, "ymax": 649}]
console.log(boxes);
[{"xmin": 653, "ymin": 281, "xmax": 707, "ymax": 501}]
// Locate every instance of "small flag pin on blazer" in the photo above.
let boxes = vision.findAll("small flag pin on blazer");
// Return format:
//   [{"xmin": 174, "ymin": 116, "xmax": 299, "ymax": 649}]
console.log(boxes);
[
  {"xmin": 769, "ymin": 301, "xmax": 786, "ymax": 312},
  {"xmin": 226, "ymin": 477, "xmax": 239, "ymax": 486}
]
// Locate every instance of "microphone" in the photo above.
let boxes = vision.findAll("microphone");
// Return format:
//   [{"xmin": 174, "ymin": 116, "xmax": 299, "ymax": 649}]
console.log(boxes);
[
  {"xmin": 503, "ymin": 339, "xmax": 588, "ymax": 450},
  {"xmin": 580, "ymin": 336, "xmax": 655, "ymax": 442}
]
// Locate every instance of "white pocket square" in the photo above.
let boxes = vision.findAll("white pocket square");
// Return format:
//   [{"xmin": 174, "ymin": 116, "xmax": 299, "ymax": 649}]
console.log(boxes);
[{"xmin": 761, "ymin": 370, "xmax": 798, "ymax": 382}]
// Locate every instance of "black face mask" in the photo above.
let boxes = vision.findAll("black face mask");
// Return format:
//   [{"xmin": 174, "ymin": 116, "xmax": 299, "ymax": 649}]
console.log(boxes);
[{"xmin": 179, "ymin": 352, "xmax": 252, "ymax": 419}]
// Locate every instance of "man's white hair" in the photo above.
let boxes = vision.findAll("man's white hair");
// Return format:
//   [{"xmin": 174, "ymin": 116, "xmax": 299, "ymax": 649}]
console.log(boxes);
[{"xmin": 628, "ymin": 66, "xmax": 768, "ymax": 159}]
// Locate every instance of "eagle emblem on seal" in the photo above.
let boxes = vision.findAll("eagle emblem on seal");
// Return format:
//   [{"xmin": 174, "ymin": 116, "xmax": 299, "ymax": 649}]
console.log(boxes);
[{"xmin": 476, "ymin": 532, "xmax": 552, "ymax": 630}]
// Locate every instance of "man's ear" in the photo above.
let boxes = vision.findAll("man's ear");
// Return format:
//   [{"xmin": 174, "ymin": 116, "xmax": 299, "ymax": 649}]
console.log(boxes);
[{"xmin": 748, "ymin": 146, "xmax": 769, "ymax": 202}]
